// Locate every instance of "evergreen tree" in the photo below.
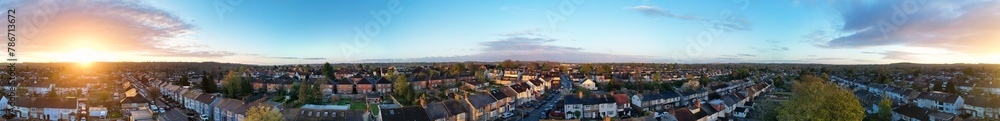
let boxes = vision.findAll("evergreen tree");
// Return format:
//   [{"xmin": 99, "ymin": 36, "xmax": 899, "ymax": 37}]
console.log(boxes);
[
  {"xmin": 178, "ymin": 75, "xmax": 190, "ymax": 86},
  {"xmin": 945, "ymin": 81, "xmax": 957, "ymax": 93},
  {"xmin": 201, "ymin": 74, "xmax": 218, "ymax": 93},
  {"xmin": 322, "ymin": 62, "xmax": 335, "ymax": 81}
]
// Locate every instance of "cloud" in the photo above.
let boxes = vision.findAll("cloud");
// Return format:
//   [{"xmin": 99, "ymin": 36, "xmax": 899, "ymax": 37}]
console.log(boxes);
[
  {"xmin": 863, "ymin": 51, "xmax": 920, "ymax": 60},
  {"xmin": 821, "ymin": 0, "xmax": 1000, "ymax": 54},
  {"xmin": 250, "ymin": 55, "xmax": 326, "ymax": 60},
  {"xmin": 497, "ymin": 28, "xmax": 544, "ymax": 37},
  {"xmin": 1, "ymin": 0, "xmax": 234, "ymax": 58},
  {"xmin": 630, "ymin": 5, "xmax": 702, "ymax": 20},
  {"xmin": 629, "ymin": 5, "xmax": 752, "ymax": 31},
  {"xmin": 361, "ymin": 30, "xmax": 657, "ymax": 63},
  {"xmin": 721, "ymin": 54, "xmax": 756, "ymax": 58}
]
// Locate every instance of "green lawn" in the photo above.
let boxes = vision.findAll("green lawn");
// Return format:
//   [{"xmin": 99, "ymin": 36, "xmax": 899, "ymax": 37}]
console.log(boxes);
[
  {"xmin": 369, "ymin": 104, "xmax": 380, "ymax": 115},
  {"xmin": 335, "ymin": 100, "xmax": 352, "ymax": 105},
  {"xmin": 349, "ymin": 102, "xmax": 367, "ymax": 110}
]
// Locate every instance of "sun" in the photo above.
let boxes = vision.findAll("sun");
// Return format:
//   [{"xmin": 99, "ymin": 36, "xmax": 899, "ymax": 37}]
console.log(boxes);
[{"xmin": 67, "ymin": 48, "xmax": 103, "ymax": 66}]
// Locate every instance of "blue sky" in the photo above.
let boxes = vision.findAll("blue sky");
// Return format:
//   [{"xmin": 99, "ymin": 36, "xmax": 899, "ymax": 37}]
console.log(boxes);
[{"xmin": 4, "ymin": 0, "xmax": 999, "ymax": 65}]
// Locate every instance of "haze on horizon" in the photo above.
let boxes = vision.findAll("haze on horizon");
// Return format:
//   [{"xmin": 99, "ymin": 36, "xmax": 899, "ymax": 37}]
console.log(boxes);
[{"xmin": 3, "ymin": 0, "xmax": 999, "ymax": 65}]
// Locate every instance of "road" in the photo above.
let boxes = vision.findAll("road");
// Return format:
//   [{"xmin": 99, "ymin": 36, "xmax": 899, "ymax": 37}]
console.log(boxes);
[{"xmin": 520, "ymin": 90, "xmax": 563, "ymax": 121}]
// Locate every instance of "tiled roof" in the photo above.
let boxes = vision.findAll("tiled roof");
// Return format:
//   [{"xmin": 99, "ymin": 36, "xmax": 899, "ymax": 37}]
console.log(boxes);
[
  {"xmin": 423, "ymin": 102, "xmax": 450, "ymax": 120},
  {"xmin": 466, "ymin": 94, "xmax": 497, "ymax": 107},
  {"xmin": 14, "ymin": 97, "xmax": 77, "ymax": 109},
  {"xmin": 893, "ymin": 104, "xmax": 930, "ymax": 121},
  {"xmin": 401, "ymin": 106, "xmax": 432, "ymax": 121},
  {"xmin": 441, "ymin": 99, "xmax": 468, "ymax": 116}
]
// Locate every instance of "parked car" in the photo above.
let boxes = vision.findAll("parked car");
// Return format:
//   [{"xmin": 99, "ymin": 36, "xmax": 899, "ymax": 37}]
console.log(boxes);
[
  {"xmin": 503, "ymin": 112, "xmax": 514, "ymax": 118},
  {"xmin": 200, "ymin": 115, "xmax": 209, "ymax": 120}
]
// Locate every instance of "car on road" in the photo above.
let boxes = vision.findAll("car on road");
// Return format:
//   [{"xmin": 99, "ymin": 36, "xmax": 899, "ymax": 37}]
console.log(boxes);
[
  {"xmin": 200, "ymin": 115, "xmax": 209, "ymax": 120},
  {"xmin": 503, "ymin": 112, "xmax": 514, "ymax": 118},
  {"xmin": 541, "ymin": 113, "xmax": 548, "ymax": 119}
]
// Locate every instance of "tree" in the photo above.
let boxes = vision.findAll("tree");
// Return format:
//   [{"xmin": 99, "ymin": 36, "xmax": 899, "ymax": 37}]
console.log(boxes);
[
  {"xmin": 774, "ymin": 78, "xmax": 786, "ymax": 89},
  {"xmin": 322, "ymin": 62, "xmax": 335, "ymax": 81},
  {"xmin": 945, "ymin": 81, "xmax": 957, "ymax": 93},
  {"xmin": 221, "ymin": 71, "xmax": 250, "ymax": 98},
  {"xmin": 777, "ymin": 75, "xmax": 864, "ymax": 121},
  {"xmin": 450, "ymin": 63, "xmax": 466, "ymax": 76},
  {"xmin": 876, "ymin": 97, "xmax": 892, "ymax": 121},
  {"xmin": 393, "ymin": 75, "xmax": 414, "ymax": 105},
  {"xmin": 45, "ymin": 91, "xmax": 58, "ymax": 97},
  {"xmin": 500, "ymin": 60, "xmax": 514, "ymax": 69},
  {"xmin": 178, "ymin": 75, "xmax": 190, "ymax": 86},
  {"xmin": 201, "ymin": 74, "xmax": 218, "ymax": 93},
  {"xmin": 581, "ymin": 64, "xmax": 594, "ymax": 74},
  {"xmin": 148, "ymin": 87, "xmax": 162, "ymax": 102},
  {"xmin": 245, "ymin": 105, "xmax": 284, "ymax": 121},
  {"xmin": 526, "ymin": 62, "xmax": 539, "ymax": 71},
  {"xmin": 699, "ymin": 75, "xmax": 710, "ymax": 84},
  {"xmin": 597, "ymin": 64, "xmax": 611, "ymax": 75},
  {"xmin": 934, "ymin": 81, "xmax": 945, "ymax": 91},
  {"xmin": 298, "ymin": 80, "xmax": 322, "ymax": 105},
  {"xmin": 681, "ymin": 79, "xmax": 700, "ymax": 90},
  {"xmin": 653, "ymin": 72, "xmax": 663, "ymax": 82}
]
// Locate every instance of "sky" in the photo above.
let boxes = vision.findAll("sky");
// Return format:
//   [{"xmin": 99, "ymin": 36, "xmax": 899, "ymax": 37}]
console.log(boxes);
[{"xmin": 2, "ymin": 0, "xmax": 999, "ymax": 65}]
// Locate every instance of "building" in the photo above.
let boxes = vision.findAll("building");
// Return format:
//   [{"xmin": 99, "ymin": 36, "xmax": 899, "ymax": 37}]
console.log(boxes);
[
  {"xmin": 441, "ymin": 99, "xmax": 469, "ymax": 121},
  {"xmin": 463, "ymin": 94, "xmax": 499, "ymax": 121},
  {"xmin": 579, "ymin": 79, "xmax": 597, "ymax": 90},
  {"xmin": 12, "ymin": 97, "xmax": 79, "ymax": 121},
  {"xmin": 963, "ymin": 97, "xmax": 1000, "ymax": 118},
  {"xmin": 336, "ymin": 80, "xmax": 355, "ymax": 94},
  {"xmin": 374, "ymin": 77, "xmax": 393, "ymax": 93},
  {"xmin": 915, "ymin": 91, "xmax": 964, "ymax": 114},
  {"xmin": 120, "ymin": 95, "xmax": 150, "ymax": 113},
  {"xmin": 213, "ymin": 98, "xmax": 259, "ymax": 121}
]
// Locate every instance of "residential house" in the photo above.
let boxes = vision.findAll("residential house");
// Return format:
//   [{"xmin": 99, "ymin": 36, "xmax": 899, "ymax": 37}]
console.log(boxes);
[
  {"xmin": 916, "ymin": 91, "xmax": 964, "ymax": 114},
  {"xmin": 509, "ymin": 84, "xmax": 531, "ymax": 106},
  {"xmin": 893, "ymin": 104, "xmax": 960, "ymax": 121},
  {"xmin": 423, "ymin": 102, "xmax": 451, "ymax": 121},
  {"xmin": 120, "ymin": 95, "xmax": 150, "ymax": 112},
  {"xmin": 281, "ymin": 108, "xmax": 367, "ymax": 121},
  {"xmin": 195, "ymin": 94, "xmax": 221, "ymax": 118},
  {"xmin": 463, "ymin": 94, "xmax": 498, "ymax": 121},
  {"xmin": 488, "ymin": 89, "xmax": 511, "ymax": 116},
  {"xmin": 579, "ymin": 79, "xmax": 597, "ymax": 90},
  {"xmin": 441, "ymin": 99, "xmax": 469, "ymax": 121},
  {"xmin": 12, "ymin": 97, "xmax": 79, "ymax": 121},
  {"xmin": 374, "ymin": 77, "xmax": 393, "ymax": 93},
  {"xmin": 612, "ymin": 94, "xmax": 635, "ymax": 118},
  {"xmin": 963, "ymin": 97, "xmax": 1000, "ymax": 118},
  {"xmin": 213, "ymin": 98, "xmax": 258, "ymax": 121},
  {"xmin": 356, "ymin": 78, "xmax": 374, "ymax": 94},
  {"xmin": 498, "ymin": 87, "xmax": 518, "ymax": 113},
  {"xmin": 583, "ymin": 94, "xmax": 617, "ymax": 119},
  {"xmin": 336, "ymin": 80, "xmax": 355, "ymax": 94},
  {"xmin": 563, "ymin": 94, "xmax": 584, "ymax": 119}
]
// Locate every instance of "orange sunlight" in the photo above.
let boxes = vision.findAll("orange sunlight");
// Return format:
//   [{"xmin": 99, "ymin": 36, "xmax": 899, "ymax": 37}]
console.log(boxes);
[{"xmin": 64, "ymin": 48, "xmax": 115, "ymax": 67}]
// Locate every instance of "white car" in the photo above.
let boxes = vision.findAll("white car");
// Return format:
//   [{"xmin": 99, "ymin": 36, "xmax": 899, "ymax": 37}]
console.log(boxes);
[
  {"xmin": 200, "ymin": 115, "xmax": 209, "ymax": 120},
  {"xmin": 502, "ymin": 112, "xmax": 514, "ymax": 118}
]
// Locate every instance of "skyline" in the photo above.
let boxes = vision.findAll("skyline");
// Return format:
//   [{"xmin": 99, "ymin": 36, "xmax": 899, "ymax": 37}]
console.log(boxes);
[{"xmin": 3, "ymin": 0, "xmax": 999, "ymax": 65}]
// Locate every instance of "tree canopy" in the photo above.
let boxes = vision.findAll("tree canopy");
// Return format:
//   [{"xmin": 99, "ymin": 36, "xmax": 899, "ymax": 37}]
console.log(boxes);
[
  {"xmin": 777, "ymin": 75, "xmax": 864, "ymax": 121},
  {"xmin": 245, "ymin": 105, "xmax": 284, "ymax": 121},
  {"xmin": 221, "ymin": 71, "xmax": 253, "ymax": 98}
]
